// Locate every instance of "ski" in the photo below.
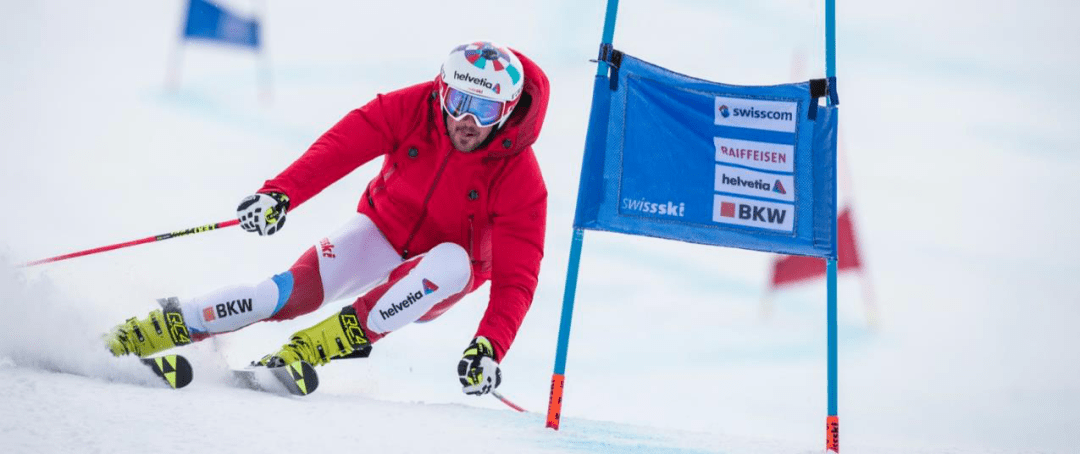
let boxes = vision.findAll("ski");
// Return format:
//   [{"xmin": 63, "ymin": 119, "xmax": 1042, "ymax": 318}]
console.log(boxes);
[
  {"xmin": 140, "ymin": 354, "xmax": 193, "ymax": 389},
  {"xmin": 232, "ymin": 361, "xmax": 318, "ymax": 396}
]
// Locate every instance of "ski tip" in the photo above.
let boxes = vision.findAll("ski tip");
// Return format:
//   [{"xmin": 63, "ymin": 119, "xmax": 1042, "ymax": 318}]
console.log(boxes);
[
  {"xmin": 142, "ymin": 354, "xmax": 193, "ymax": 389},
  {"xmin": 281, "ymin": 360, "xmax": 318, "ymax": 396},
  {"xmin": 230, "ymin": 361, "xmax": 318, "ymax": 396}
]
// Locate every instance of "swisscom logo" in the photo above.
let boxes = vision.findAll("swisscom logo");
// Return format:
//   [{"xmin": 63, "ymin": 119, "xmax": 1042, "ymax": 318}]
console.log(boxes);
[
  {"xmin": 714, "ymin": 96, "xmax": 799, "ymax": 133},
  {"xmin": 718, "ymin": 105, "xmax": 793, "ymax": 122}
]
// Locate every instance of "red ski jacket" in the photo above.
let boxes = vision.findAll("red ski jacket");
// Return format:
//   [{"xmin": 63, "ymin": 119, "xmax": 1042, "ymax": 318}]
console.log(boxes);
[{"xmin": 259, "ymin": 50, "xmax": 549, "ymax": 360}]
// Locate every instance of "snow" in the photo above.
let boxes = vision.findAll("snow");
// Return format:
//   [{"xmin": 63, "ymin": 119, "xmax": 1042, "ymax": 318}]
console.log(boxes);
[{"xmin": 2, "ymin": 1, "xmax": 1079, "ymax": 453}]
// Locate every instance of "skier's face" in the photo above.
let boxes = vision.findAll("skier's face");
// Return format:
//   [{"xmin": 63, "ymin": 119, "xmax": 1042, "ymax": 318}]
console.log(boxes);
[{"xmin": 446, "ymin": 114, "xmax": 494, "ymax": 152}]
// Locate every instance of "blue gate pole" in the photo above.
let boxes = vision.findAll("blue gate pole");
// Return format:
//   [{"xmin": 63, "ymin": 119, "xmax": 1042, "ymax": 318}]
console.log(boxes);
[
  {"xmin": 545, "ymin": 228, "xmax": 585, "ymax": 429},
  {"xmin": 826, "ymin": 259, "xmax": 839, "ymax": 451},
  {"xmin": 546, "ymin": 0, "xmax": 620, "ymax": 431},
  {"xmin": 825, "ymin": 0, "xmax": 839, "ymax": 451}
]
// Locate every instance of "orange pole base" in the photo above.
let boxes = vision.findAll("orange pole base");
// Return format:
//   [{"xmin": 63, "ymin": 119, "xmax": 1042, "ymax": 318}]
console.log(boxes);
[
  {"xmin": 826, "ymin": 415, "xmax": 839, "ymax": 452},
  {"xmin": 545, "ymin": 373, "xmax": 565, "ymax": 429}
]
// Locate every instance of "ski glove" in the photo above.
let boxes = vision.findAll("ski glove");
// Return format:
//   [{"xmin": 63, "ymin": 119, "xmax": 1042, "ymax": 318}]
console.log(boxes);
[
  {"xmin": 458, "ymin": 336, "xmax": 501, "ymax": 396},
  {"xmin": 237, "ymin": 192, "xmax": 290, "ymax": 236}
]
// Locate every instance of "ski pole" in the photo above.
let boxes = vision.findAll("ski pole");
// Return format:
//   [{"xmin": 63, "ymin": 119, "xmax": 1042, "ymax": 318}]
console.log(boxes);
[
  {"xmin": 19, "ymin": 219, "xmax": 240, "ymax": 267},
  {"xmin": 492, "ymin": 390, "xmax": 527, "ymax": 413}
]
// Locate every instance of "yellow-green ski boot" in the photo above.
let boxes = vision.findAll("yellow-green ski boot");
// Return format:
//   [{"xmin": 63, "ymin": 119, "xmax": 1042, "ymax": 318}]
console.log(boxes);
[
  {"xmin": 104, "ymin": 297, "xmax": 192, "ymax": 357},
  {"xmin": 256, "ymin": 306, "xmax": 371, "ymax": 367}
]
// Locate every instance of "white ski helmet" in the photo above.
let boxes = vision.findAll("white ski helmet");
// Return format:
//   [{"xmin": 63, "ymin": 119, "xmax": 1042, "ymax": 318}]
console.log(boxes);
[{"xmin": 437, "ymin": 41, "xmax": 525, "ymax": 128}]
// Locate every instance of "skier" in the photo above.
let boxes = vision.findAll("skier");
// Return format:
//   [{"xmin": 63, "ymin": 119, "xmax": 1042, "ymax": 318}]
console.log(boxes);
[{"xmin": 103, "ymin": 41, "xmax": 548, "ymax": 397}]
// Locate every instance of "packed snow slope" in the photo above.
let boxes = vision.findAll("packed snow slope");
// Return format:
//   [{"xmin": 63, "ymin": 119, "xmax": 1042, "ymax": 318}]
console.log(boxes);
[{"xmin": 2, "ymin": 1, "xmax": 1078, "ymax": 453}]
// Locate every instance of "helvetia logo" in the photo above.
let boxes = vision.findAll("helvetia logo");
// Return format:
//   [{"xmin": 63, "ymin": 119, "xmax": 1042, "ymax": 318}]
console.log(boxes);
[
  {"xmin": 718, "ymin": 105, "xmax": 731, "ymax": 118},
  {"xmin": 720, "ymin": 174, "xmax": 777, "ymax": 193},
  {"xmin": 493, "ymin": 83, "xmax": 501, "ymax": 95},
  {"xmin": 454, "ymin": 71, "xmax": 495, "ymax": 91},
  {"xmin": 380, "ymin": 279, "xmax": 439, "ymax": 320},
  {"xmin": 380, "ymin": 291, "xmax": 422, "ymax": 320}
]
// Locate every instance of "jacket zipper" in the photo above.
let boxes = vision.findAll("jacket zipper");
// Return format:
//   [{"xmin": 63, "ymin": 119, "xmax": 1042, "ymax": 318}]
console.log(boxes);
[
  {"xmin": 467, "ymin": 214, "xmax": 476, "ymax": 263},
  {"xmin": 400, "ymin": 151, "xmax": 454, "ymax": 259}
]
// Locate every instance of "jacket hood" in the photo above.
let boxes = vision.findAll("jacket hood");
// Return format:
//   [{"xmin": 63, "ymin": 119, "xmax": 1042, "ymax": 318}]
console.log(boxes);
[{"xmin": 433, "ymin": 47, "xmax": 549, "ymax": 158}]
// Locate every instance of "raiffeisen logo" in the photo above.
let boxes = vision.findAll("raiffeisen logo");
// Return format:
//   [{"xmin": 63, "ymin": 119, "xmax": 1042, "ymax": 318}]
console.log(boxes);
[
  {"xmin": 454, "ymin": 71, "xmax": 495, "ymax": 91},
  {"xmin": 622, "ymin": 197, "xmax": 686, "ymax": 217},
  {"xmin": 718, "ymin": 105, "xmax": 731, "ymax": 118},
  {"xmin": 714, "ymin": 137, "xmax": 795, "ymax": 174}
]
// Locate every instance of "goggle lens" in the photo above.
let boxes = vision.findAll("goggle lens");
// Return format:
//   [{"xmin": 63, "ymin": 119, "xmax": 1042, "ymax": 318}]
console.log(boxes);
[{"xmin": 443, "ymin": 87, "xmax": 503, "ymax": 127}]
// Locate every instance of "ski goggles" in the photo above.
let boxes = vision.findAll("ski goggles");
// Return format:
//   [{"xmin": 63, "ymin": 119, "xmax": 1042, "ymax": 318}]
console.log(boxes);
[{"xmin": 441, "ymin": 86, "xmax": 505, "ymax": 127}]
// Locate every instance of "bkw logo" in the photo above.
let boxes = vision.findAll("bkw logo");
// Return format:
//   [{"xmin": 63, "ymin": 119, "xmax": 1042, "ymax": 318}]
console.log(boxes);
[
  {"xmin": 719, "ymin": 201, "xmax": 788, "ymax": 225},
  {"xmin": 204, "ymin": 299, "xmax": 254, "ymax": 322}
]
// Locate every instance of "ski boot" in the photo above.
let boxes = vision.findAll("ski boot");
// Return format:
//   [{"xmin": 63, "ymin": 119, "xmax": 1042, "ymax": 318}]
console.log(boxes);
[
  {"xmin": 256, "ymin": 306, "xmax": 372, "ymax": 367},
  {"xmin": 104, "ymin": 297, "xmax": 193, "ymax": 357}
]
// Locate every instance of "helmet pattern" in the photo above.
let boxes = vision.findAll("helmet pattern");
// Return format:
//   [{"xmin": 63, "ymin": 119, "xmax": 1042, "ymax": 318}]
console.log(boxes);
[
  {"xmin": 439, "ymin": 41, "xmax": 526, "ymax": 128},
  {"xmin": 461, "ymin": 42, "xmax": 522, "ymax": 85}
]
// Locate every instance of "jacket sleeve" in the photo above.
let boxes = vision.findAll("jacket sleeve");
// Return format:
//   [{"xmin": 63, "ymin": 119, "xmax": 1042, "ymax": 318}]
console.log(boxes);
[
  {"xmin": 259, "ymin": 93, "xmax": 405, "ymax": 209},
  {"xmin": 475, "ymin": 155, "xmax": 548, "ymax": 361}
]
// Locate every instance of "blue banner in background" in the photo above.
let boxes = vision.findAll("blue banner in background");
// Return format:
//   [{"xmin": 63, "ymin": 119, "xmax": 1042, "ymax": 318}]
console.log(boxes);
[
  {"xmin": 574, "ymin": 52, "xmax": 838, "ymax": 259},
  {"xmin": 183, "ymin": 0, "xmax": 261, "ymax": 49}
]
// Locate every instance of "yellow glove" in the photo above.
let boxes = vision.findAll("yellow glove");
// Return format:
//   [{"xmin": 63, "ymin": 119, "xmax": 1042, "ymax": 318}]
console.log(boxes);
[
  {"xmin": 237, "ymin": 192, "xmax": 290, "ymax": 236},
  {"xmin": 458, "ymin": 336, "xmax": 501, "ymax": 396}
]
